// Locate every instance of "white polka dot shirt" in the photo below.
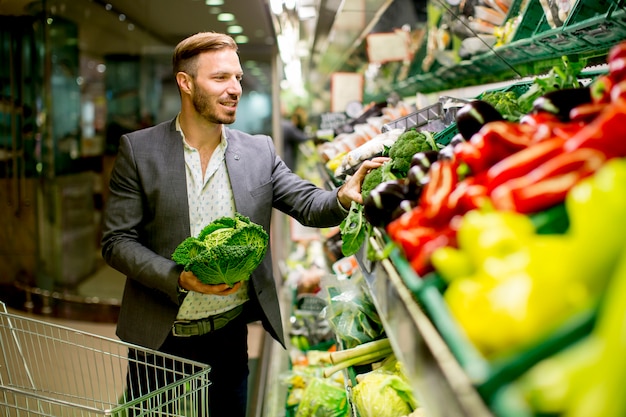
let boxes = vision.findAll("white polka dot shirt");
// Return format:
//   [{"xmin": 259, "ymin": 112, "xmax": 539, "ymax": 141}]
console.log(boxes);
[{"xmin": 175, "ymin": 115, "xmax": 249, "ymax": 320}]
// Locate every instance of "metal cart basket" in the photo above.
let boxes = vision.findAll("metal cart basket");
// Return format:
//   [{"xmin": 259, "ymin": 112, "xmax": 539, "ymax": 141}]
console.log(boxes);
[{"xmin": 0, "ymin": 302, "xmax": 211, "ymax": 416}]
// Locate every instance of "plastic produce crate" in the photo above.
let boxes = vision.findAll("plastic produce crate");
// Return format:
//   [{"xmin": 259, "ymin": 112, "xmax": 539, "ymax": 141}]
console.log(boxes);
[
  {"xmin": 562, "ymin": 0, "xmax": 616, "ymax": 27},
  {"xmin": 503, "ymin": 0, "xmax": 547, "ymax": 43},
  {"xmin": 381, "ymin": 98, "xmax": 460, "ymax": 143},
  {"xmin": 0, "ymin": 302, "xmax": 211, "ymax": 416},
  {"xmin": 381, "ymin": 102, "xmax": 447, "ymax": 133}
]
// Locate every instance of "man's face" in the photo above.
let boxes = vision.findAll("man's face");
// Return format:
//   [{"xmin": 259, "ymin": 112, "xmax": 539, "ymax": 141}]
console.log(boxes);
[{"xmin": 190, "ymin": 49, "xmax": 243, "ymax": 125}]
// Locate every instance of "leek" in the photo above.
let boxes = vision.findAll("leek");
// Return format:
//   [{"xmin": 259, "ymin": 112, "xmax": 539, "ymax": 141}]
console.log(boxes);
[
  {"xmin": 323, "ymin": 346, "xmax": 393, "ymax": 378},
  {"xmin": 330, "ymin": 338, "xmax": 391, "ymax": 364}
]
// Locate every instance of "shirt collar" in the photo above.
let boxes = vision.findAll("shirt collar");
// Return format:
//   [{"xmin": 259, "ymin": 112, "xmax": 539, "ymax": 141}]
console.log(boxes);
[{"xmin": 175, "ymin": 113, "xmax": 229, "ymax": 150}]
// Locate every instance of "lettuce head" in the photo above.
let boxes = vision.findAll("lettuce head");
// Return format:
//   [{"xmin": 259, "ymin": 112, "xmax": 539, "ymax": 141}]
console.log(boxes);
[
  {"xmin": 171, "ymin": 213, "xmax": 269, "ymax": 286},
  {"xmin": 352, "ymin": 371, "xmax": 418, "ymax": 417}
]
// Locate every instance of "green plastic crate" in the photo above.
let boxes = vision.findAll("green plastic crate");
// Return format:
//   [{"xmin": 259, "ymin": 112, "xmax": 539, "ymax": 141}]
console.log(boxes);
[
  {"xmin": 567, "ymin": 13, "xmax": 626, "ymax": 47},
  {"xmin": 507, "ymin": 0, "xmax": 547, "ymax": 43},
  {"xmin": 609, "ymin": 3, "xmax": 626, "ymax": 29},
  {"xmin": 433, "ymin": 123, "xmax": 458, "ymax": 147},
  {"xmin": 505, "ymin": 35, "xmax": 557, "ymax": 63},
  {"xmin": 563, "ymin": 0, "xmax": 615, "ymax": 27}
]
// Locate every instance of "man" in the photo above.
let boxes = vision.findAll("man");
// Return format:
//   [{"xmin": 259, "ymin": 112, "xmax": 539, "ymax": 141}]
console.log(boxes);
[{"xmin": 101, "ymin": 31, "xmax": 385, "ymax": 417}]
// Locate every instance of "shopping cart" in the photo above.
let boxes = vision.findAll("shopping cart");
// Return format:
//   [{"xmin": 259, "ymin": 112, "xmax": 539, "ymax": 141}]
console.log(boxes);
[{"xmin": 0, "ymin": 302, "xmax": 211, "ymax": 416}]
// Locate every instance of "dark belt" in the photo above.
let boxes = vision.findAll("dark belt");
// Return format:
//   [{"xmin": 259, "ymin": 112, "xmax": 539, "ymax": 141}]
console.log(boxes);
[{"xmin": 172, "ymin": 304, "xmax": 245, "ymax": 337}]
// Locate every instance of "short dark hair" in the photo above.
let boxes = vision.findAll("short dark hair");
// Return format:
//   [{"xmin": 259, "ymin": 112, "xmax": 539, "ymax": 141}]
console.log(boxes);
[{"xmin": 172, "ymin": 32, "xmax": 238, "ymax": 77}]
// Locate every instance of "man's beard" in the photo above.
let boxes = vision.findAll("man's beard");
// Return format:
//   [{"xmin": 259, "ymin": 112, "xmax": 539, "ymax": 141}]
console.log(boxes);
[{"xmin": 192, "ymin": 88, "xmax": 237, "ymax": 125}]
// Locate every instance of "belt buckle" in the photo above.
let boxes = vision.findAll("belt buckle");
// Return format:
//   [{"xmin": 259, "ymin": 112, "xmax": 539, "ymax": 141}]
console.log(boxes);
[{"xmin": 172, "ymin": 320, "xmax": 194, "ymax": 337}]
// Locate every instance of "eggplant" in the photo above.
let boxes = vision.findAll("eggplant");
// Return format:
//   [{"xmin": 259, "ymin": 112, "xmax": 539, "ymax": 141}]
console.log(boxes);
[
  {"xmin": 449, "ymin": 132, "xmax": 465, "ymax": 148},
  {"xmin": 532, "ymin": 87, "xmax": 592, "ymax": 121},
  {"xmin": 363, "ymin": 180, "xmax": 409, "ymax": 227},
  {"xmin": 438, "ymin": 144, "xmax": 456, "ymax": 161},
  {"xmin": 410, "ymin": 150, "xmax": 439, "ymax": 171},
  {"xmin": 392, "ymin": 199, "xmax": 418, "ymax": 221},
  {"xmin": 455, "ymin": 100, "xmax": 504, "ymax": 141},
  {"xmin": 406, "ymin": 164, "xmax": 429, "ymax": 200}
]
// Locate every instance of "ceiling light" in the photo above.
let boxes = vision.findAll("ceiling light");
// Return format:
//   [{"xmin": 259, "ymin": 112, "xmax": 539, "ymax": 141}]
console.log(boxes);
[
  {"xmin": 269, "ymin": 0, "xmax": 282, "ymax": 15},
  {"xmin": 298, "ymin": 6, "xmax": 316, "ymax": 20},
  {"xmin": 235, "ymin": 35, "xmax": 249, "ymax": 44},
  {"xmin": 217, "ymin": 13, "xmax": 235, "ymax": 22},
  {"xmin": 227, "ymin": 25, "xmax": 244, "ymax": 34},
  {"xmin": 205, "ymin": 0, "xmax": 224, "ymax": 5}
]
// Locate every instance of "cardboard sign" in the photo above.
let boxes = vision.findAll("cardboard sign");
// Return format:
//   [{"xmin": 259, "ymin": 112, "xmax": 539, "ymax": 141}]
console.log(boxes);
[
  {"xmin": 366, "ymin": 30, "xmax": 411, "ymax": 64},
  {"xmin": 330, "ymin": 72, "xmax": 363, "ymax": 113}
]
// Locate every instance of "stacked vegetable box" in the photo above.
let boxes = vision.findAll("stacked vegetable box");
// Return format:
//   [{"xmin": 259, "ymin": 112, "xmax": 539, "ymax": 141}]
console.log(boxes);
[{"xmin": 320, "ymin": 40, "xmax": 626, "ymax": 417}]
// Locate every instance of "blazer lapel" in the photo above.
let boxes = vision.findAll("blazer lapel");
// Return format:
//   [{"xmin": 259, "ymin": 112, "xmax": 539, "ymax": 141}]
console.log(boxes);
[{"xmin": 224, "ymin": 137, "xmax": 252, "ymax": 218}]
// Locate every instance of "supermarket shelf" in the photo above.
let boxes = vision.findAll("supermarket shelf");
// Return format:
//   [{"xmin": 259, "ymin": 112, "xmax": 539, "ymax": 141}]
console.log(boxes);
[
  {"xmin": 356, "ymin": 230, "xmax": 493, "ymax": 417},
  {"xmin": 366, "ymin": 2, "xmax": 626, "ymax": 101}
]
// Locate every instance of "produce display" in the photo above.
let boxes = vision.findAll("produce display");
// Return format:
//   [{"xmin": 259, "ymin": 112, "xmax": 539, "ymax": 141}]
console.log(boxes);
[
  {"xmin": 171, "ymin": 212, "xmax": 268, "ymax": 286},
  {"xmin": 310, "ymin": 38, "xmax": 626, "ymax": 417},
  {"xmin": 338, "ymin": 127, "xmax": 447, "ymax": 258},
  {"xmin": 320, "ymin": 101, "xmax": 414, "ymax": 172},
  {"xmin": 386, "ymin": 43, "xmax": 626, "ymax": 278},
  {"xmin": 278, "ymin": 249, "xmax": 427, "ymax": 417}
]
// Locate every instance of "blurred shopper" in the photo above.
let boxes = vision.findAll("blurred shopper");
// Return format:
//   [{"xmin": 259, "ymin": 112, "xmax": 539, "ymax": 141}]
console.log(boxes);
[
  {"xmin": 101, "ymin": 31, "xmax": 386, "ymax": 417},
  {"xmin": 281, "ymin": 105, "xmax": 310, "ymax": 170}
]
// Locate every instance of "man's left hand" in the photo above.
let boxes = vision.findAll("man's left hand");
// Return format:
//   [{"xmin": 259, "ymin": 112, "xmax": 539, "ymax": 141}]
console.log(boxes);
[{"xmin": 337, "ymin": 156, "xmax": 389, "ymax": 208}]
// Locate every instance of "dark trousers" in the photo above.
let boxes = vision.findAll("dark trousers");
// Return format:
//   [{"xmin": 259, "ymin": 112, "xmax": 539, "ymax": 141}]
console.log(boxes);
[{"xmin": 126, "ymin": 313, "xmax": 250, "ymax": 417}]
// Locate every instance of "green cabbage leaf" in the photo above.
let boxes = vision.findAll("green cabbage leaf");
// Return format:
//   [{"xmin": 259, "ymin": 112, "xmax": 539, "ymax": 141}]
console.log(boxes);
[{"xmin": 171, "ymin": 212, "xmax": 268, "ymax": 286}]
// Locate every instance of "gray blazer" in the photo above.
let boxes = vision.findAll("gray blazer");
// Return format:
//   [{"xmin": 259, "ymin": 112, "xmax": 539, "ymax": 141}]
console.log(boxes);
[{"xmin": 101, "ymin": 118, "xmax": 346, "ymax": 350}]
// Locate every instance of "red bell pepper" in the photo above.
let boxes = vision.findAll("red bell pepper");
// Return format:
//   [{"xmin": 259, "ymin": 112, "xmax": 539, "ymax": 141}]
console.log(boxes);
[
  {"xmin": 608, "ymin": 41, "xmax": 626, "ymax": 64},
  {"xmin": 409, "ymin": 226, "xmax": 457, "ymax": 277},
  {"xmin": 520, "ymin": 111, "xmax": 562, "ymax": 127},
  {"xmin": 386, "ymin": 206, "xmax": 442, "ymax": 262},
  {"xmin": 564, "ymin": 98, "xmax": 626, "ymax": 159},
  {"xmin": 610, "ymin": 80, "xmax": 626, "ymax": 103},
  {"xmin": 419, "ymin": 158, "xmax": 458, "ymax": 224},
  {"xmin": 490, "ymin": 147, "xmax": 606, "ymax": 213},
  {"xmin": 386, "ymin": 205, "xmax": 427, "ymax": 239},
  {"xmin": 609, "ymin": 57, "xmax": 626, "ymax": 83},
  {"xmin": 485, "ymin": 137, "xmax": 566, "ymax": 192},
  {"xmin": 568, "ymin": 102, "xmax": 608, "ymax": 123},
  {"xmin": 520, "ymin": 111, "xmax": 586, "ymax": 142},
  {"xmin": 391, "ymin": 223, "xmax": 439, "ymax": 262},
  {"xmin": 590, "ymin": 74, "xmax": 616, "ymax": 104},
  {"xmin": 454, "ymin": 121, "xmax": 536, "ymax": 174},
  {"xmin": 453, "ymin": 140, "xmax": 489, "ymax": 174},
  {"xmin": 479, "ymin": 120, "xmax": 536, "ymax": 150},
  {"xmin": 446, "ymin": 175, "xmax": 489, "ymax": 215}
]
